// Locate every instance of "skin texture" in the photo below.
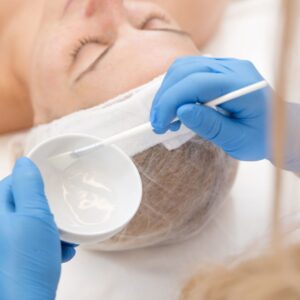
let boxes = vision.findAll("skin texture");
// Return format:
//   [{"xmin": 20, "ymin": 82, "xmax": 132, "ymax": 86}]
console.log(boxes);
[
  {"xmin": 0, "ymin": 1, "xmax": 42, "ymax": 133},
  {"xmin": 0, "ymin": 0, "xmax": 228, "ymax": 133},
  {"xmin": 145, "ymin": 0, "xmax": 229, "ymax": 48}
]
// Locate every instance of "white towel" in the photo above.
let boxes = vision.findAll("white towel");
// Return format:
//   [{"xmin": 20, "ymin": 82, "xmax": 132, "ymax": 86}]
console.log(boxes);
[{"xmin": 24, "ymin": 75, "xmax": 195, "ymax": 156}]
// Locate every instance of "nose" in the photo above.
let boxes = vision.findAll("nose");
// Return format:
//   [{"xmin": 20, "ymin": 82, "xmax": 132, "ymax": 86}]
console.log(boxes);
[{"xmin": 85, "ymin": 0, "xmax": 124, "ymax": 18}]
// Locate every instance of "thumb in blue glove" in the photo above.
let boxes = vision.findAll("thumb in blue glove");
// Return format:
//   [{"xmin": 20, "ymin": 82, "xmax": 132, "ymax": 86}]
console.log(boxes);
[{"xmin": 0, "ymin": 158, "xmax": 77, "ymax": 300}]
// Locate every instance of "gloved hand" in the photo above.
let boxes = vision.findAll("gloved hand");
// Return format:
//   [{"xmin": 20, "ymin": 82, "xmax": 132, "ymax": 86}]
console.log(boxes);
[
  {"xmin": 150, "ymin": 56, "xmax": 272, "ymax": 161},
  {"xmin": 0, "ymin": 158, "xmax": 77, "ymax": 300}
]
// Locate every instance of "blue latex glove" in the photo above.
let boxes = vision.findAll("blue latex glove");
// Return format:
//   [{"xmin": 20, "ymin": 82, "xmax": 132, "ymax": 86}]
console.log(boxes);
[
  {"xmin": 0, "ymin": 158, "xmax": 77, "ymax": 300},
  {"xmin": 150, "ymin": 56, "xmax": 272, "ymax": 161}
]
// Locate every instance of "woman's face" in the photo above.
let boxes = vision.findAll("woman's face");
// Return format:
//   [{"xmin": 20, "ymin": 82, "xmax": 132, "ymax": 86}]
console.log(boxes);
[{"xmin": 29, "ymin": 0, "xmax": 199, "ymax": 124}]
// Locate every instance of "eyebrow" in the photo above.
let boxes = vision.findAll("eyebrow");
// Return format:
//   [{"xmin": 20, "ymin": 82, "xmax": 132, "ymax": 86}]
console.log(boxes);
[{"xmin": 74, "ymin": 28, "xmax": 190, "ymax": 83}]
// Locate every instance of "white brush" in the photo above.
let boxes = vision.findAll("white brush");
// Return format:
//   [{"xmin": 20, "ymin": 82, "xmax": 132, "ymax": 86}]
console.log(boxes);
[{"xmin": 48, "ymin": 80, "xmax": 268, "ymax": 170}]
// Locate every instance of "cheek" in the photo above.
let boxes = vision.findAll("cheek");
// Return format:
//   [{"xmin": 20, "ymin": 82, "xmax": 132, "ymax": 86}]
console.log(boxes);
[
  {"xmin": 111, "ymin": 37, "xmax": 199, "ymax": 88},
  {"xmin": 29, "ymin": 41, "xmax": 71, "ymax": 123}
]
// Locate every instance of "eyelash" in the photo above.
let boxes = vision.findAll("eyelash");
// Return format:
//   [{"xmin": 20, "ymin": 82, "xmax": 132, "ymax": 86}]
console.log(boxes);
[
  {"xmin": 140, "ymin": 12, "xmax": 169, "ymax": 29},
  {"xmin": 70, "ymin": 37, "xmax": 101, "ymax": 61}
]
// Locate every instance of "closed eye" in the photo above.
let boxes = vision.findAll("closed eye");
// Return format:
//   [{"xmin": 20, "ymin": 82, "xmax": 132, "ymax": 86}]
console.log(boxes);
[
  {"xmin": 140, "ymin": 13, "xmax": 190, "ymax": 38},
  {"xmin": 71, "ymin": 37, "xmax": 102, "ymax": 62},
  {"xmin": 74, "ymin": 44, "xmax": 114, "ymax": 82},
  {"xmin": 140, "ymin": 13, "xmax": 170, "ymax": 30},
  {"xmin": 139, "ymin": 13, "xmax": 171, "ymax": 30}
]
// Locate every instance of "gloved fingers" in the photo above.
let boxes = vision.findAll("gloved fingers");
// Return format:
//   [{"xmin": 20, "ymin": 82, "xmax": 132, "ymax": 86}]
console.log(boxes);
[
  {"xmin": 12, "ymin": 157, "xmax": 51, "ymax": 215},
  {"xmin": 62, "ymin": 241, "xmax": 78, "ymax": 248},
  {"xmin": 153, "ymin": 56, "xmax": 228, "ymax": 105},
  {"xmin": 151, "ymin": 73, "xmax": 229, "ymax": 133},
  {"xmin": 214, "ymin": 57, "xmax": 237, "ymax": 61},
  {"xmin": 0, "ymin": 176, "xmax": 15, "ymax": 213},
  {"xmin": 61, "ymin": 242, "xmax": 77, "ymax": 263},
  {"xmin": 169, "ymin": 120, "xmax": 182, "ymax": 132},
  {"xmin": 177, "ymin": 104, "xmax": 244, "ymax": 154},
  {"xmin": 152, "ymin": 120, "xmax": 182, "ymax": 134},
  {"xmin": 169, "ymin": 56, "xmax": 227, "ymax": 72},
  {"xmin": 215, "ymin": 59, "xmax": 266, "ymax": 91},
  {"xmin": 164, "ymin": 56, "xmax": 226, "ymax": 83},
  {"xmin": 218, "ymin": 58, "xmax": 258, "ymax": 72}
]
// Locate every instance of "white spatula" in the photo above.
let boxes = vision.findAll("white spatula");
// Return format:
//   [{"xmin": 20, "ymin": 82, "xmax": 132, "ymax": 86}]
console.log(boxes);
[{"xmin": 48, "ymin": 80, "xmax": 268, "ymax": 170}]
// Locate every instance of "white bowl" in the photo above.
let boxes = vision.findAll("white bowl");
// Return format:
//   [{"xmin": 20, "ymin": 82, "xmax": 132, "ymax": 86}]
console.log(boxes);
[{"xmin": 27, "ymin": 134, "xmax": 142, "ymax": 245}]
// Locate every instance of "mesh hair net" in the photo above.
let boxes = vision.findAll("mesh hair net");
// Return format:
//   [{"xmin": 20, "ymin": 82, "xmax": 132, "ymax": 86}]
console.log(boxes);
[{"xmin": 89, "ymin": 137, "xmax": 237, "ymax": 251}]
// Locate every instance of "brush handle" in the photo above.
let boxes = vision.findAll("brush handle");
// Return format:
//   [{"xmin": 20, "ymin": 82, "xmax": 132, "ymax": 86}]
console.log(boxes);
[
  {"xmin": 205, "ymin": 80, "xmax": 268, "ymax": 107},
  {"xmin": 73, "ymin": 122, "xmax": 155, "ymax": 157},
  {"xmin": 73, "ymin": 80, "xmax": 268, "ymax": 157}
]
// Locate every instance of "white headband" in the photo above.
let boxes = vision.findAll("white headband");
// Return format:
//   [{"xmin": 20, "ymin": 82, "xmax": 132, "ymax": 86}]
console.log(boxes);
[{"xmin": 24, "ymin": 75, "xmax": 195, "ymax": 157}]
